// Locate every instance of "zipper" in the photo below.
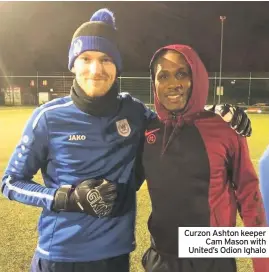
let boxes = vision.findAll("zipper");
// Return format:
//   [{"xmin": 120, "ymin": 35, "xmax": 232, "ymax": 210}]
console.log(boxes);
[{"xmin": 171, "ymin": 112, "xmax": 177, "ymax": 120}]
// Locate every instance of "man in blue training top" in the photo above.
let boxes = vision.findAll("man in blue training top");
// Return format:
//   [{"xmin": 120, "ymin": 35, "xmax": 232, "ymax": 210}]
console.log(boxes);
[
  {"xmin": 1, "ymin": 8, "xmax": 251, "ymax": 272},
  {"xmin": 1, "ymin": 8, "xmax": 150, "ymax": 272}
]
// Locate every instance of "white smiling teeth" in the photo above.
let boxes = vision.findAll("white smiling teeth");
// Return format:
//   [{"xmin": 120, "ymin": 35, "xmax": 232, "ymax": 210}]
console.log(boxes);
[{"xmin": 168, "ymin": 95, "xmax": 180, "ymax": 99}]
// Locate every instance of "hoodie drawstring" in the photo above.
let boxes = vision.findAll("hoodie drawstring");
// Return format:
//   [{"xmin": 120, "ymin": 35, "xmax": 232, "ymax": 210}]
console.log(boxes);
[
  {"xmin": 161, "ymin": 113, "xmax": 184, "ymax": 157},
  {"xmin": 161, "ymin": 121, "xmax": 168, "ymax": 156}
]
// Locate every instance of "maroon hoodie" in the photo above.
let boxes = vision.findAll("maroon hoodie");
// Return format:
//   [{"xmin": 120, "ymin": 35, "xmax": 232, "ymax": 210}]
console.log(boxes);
[
  {"xmin": 151, "ymin": 44, "xmax": 209, "ymax": 127},
  {"xmin": 142, "ymin": 44, "xmax": 268, "ymax": 272}
]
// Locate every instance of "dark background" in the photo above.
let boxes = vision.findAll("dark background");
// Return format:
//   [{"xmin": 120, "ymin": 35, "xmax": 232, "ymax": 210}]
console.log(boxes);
[{"xmin": 1, "ymin": 1, "xmax": 269, "ymax": 73}]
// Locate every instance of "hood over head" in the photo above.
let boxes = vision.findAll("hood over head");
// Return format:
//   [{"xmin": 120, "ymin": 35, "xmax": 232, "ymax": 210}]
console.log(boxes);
[{"xmin": 150, "ymin": 44, "xmax": 209, "ymax": 126}]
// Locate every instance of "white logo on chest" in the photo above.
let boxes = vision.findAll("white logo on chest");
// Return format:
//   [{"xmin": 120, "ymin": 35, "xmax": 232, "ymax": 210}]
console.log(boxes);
[
  {"xmin": 68, "ymin": 135, "xmax": 86, "ymax": 141},
  {"xmin": 116, "ymin": 119, "xmax": 131, "ymax": 137}
]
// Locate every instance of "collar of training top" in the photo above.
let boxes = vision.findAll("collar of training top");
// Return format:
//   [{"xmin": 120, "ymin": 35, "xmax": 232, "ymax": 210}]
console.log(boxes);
[{"xmin": 71, "ymin": 79, "xmax": 121, "ymax": 117}]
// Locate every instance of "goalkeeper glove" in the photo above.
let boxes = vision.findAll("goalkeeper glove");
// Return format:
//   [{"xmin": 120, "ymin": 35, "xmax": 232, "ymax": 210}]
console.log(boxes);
[{"xmin": 52, "ymin": 179, "xmax": 117, "ymax": 217}]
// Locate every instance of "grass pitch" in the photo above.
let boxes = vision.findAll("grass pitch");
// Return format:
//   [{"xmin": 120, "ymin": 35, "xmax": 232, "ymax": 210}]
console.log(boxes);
[{"xmin": 0, "ymin": 107, "xmax": 268, "ymax": 272}]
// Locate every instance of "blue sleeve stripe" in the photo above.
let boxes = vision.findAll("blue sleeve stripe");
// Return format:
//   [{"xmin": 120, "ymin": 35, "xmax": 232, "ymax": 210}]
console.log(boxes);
[
  {"xmin": 5, "ymin": 176, "xmax": 54, "ymax": 200},
  {"xmin": 32, "ymin": 101, "xmax": 73, "ymax": 129}
]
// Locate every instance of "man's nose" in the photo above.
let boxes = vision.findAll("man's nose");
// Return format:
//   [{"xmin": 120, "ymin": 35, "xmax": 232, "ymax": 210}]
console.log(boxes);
[
  {"xmin": 88, "ymin": 60, "xmax": 102, "ymax": 75},
  {"xmin": 168, "ymin": 76, "xmax": 183, "ymax": 89},
  {"xmin": 168, "ymin": 80, "xmax": 183, "ymax": 90}
]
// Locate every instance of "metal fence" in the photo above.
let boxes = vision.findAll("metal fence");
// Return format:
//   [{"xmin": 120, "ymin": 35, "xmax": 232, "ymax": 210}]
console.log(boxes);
[{"xmin": 0, "ymin": 72, "xmax": 269, "ymax": 106}]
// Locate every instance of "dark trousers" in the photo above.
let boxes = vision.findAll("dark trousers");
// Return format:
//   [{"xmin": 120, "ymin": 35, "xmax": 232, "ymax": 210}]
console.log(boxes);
[
  {"xmin": 142, "ymin": 247, "xmax": 237, "ymax": 272},
  {"xmin": 30, "ymin": 253, "xmax": 130, "ymax": 272}
]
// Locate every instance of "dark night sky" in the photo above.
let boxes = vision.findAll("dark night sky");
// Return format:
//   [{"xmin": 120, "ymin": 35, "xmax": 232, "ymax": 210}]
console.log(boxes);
[{"xmin": 1, "ymin": 1, "xmax": 269, "ymax": 74}]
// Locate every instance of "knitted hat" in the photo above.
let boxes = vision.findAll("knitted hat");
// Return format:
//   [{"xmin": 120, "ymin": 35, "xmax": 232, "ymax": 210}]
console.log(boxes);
[{"xmin": 68, "ymin": 8, "xmax": 122, "ymax": 72}]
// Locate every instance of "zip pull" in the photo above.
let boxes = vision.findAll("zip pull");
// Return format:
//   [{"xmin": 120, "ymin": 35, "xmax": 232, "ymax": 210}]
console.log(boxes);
[
  {"xmin": 161, "ymin": 121, "xmax": 178, "ymax": 157},
  {"xmin": 171, "ymin": 112, "xmax": 177, "ymax": 120}
]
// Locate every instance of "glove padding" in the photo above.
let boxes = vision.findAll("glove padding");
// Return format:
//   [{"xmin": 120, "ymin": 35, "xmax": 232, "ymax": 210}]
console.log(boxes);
[
  {"xmin": 206, "ymin": 104, "xmax": 252, "ymax": 137},
  {"xmin": 52, "ymin": 185, "xmax": 80, "ymax": 212},
  {"xmin": 74, "ymin": 179, "xmax": 117, "ymax": 217},
  {"xmin": 52, "ymin": 179, "xmax": 117, "ymax": 217}
]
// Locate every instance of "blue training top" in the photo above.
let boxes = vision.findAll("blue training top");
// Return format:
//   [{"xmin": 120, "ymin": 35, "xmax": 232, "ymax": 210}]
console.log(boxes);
[{"xmin": 1, "ymin": 93, "xmax": 154, "ymax": 262}]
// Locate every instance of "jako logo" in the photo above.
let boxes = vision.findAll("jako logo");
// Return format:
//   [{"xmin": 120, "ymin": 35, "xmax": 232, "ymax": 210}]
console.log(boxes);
[{"xmin": 68, "ymin": 135, "xmax": 86, "ymax": 141}]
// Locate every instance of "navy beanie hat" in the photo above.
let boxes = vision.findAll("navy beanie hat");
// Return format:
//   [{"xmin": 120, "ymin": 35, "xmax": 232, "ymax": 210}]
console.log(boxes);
[{"xmin": 68, "ymin": 8, "xmax": 122, "ymax": 73}]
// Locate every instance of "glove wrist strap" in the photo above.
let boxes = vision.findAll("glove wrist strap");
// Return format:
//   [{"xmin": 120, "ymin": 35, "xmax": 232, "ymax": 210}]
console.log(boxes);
[{"xmin": 53, "ymin": 185, "xmax": 73, "ymax": 212}]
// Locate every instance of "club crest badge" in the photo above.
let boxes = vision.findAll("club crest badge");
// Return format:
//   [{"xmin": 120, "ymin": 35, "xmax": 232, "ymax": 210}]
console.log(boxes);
[
  {"xmin": 116, "ymin": 119, "xmax": 131, "ymax": 137},
  {"xmin": 73, "ymin": 39, "xmax": 83, "ymax": 56}
]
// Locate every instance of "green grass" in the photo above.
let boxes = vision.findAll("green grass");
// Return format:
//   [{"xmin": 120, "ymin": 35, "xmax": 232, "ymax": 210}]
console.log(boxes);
[{"xmin": 0, "ymin": 107, "xmax": 268, "ymax": 272}]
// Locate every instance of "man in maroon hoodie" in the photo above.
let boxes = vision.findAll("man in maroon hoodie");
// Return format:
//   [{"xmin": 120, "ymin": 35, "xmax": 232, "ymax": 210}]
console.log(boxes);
[{"xmin": 140, "ymin": 45, "xmax": 269, "ymax": 272}]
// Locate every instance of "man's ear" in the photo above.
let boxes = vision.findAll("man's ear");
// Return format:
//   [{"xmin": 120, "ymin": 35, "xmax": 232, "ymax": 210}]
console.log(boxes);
[{"xmin": 71, "ymin": 67, "xmax": 75, "ymax": 74}]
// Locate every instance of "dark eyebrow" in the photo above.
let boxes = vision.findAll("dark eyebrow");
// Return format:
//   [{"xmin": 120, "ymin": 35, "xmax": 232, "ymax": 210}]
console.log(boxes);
[
  {"xmin": 177, "ymin": 67, "xmax": 188, "ymax": 71},
  {"xmin": 158, "ymin": 67, "xmax": 188, "ymax": 73}
]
